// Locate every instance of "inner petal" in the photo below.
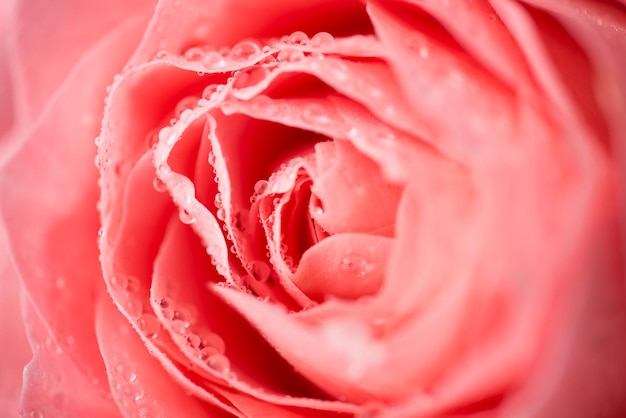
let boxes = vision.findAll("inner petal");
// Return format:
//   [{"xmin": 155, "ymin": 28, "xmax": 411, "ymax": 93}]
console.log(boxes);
[{"xmin": 309, "ymin": 139, "xmax": 403, "ymax": 236}]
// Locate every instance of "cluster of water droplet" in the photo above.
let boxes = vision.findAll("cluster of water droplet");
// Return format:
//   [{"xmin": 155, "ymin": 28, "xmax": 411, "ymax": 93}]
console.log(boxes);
[{"xmin": 154, "ymin": 296, "xmax": 231, "ymax": 376}]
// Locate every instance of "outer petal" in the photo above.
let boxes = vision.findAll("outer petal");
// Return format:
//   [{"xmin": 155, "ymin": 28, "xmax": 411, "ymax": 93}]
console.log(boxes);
[
  {"xmin": 0, "ymin": 0, "xmax": 16, "ymax": 139},
  {"xmin": 95, "ymin": 293, "xmax": 227, "ymax": 418},
  {"xmin": 0, "ymin": 10, "xmax": 153, "ymax": 410},
  {"xmin": 19, "ymin": 298, "xmax": 119, "ymax": 418},
  {"xmin": 0, "ymin": 226, "xmax": 30, "ymax": 417},
  {"xmin": 8, "ymin": 0, "xmax": 154, "ymax": 121},
  {"xmin": 130, "ymin": 0, "xmax": 372, "ymax": 65}
]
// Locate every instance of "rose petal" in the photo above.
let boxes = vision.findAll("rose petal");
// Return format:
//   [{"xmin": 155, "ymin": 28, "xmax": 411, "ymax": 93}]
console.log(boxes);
[
  {"xmin": 293, "ymin": 233, "xmax": 393, "ymax": 300},
  {"xmin": 367, "ymin": 1, "xmax": 515, "ymax": 164},
  {"xmin": 0, "ymin": 12, "xmax": 153, "ymax": 402},
  {"xmin": 131, "ymin": 0, "xmax": 373, "ymax": 65},
  {"xmin": 395, "ymin": 0, "xmax": 531, "ymax": 88},
  {"xmin": 99, "ymin": 60, "xmax": 207, "ymax": 221},
  {"xmin": 500, "ymin": 217, "xmax": 626, "ymax": 417},
  {"xmin": 10, "ymin": 0, "xmax": 153, "ymax": 120},
  {"xmin": 0, "ymin": 1, "xmax": 15, "ymax": 138},
  {"xmin": 95, "ymin": 293, "xmax": 229, "ymax": 418},
  {"xmin": 0, "ymin": 226, "xmax": 30, "ymax": 417},
  {"xmin": 309, "ymin": 139, "xmax": 402, "ymax": 236},
  {"xmin": 517, "ymin": 0, "xmax": 626, "ymax": 253},
  {"xmin": 20, "ymin": 298, "xmax": 119, "ymax": 418},
  {"xmin": 489, "ymin": 0, "xmax": 601, "ymax": 145},
  {"xmin": 151, "ymin": 213, "xmax": 351, "ymax": 412}
]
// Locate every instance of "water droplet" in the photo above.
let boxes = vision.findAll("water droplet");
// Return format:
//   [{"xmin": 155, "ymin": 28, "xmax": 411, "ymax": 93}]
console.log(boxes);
[
  {"xmin": 199, "ymin": 331, "xmax": 226, "ymax": 353},
  {"xmin": 254, "ymin": 180, "xmax": 268, "ymax": 195},
  {"xmin": 184, "ymin": 46, "xmax": 204, "ymax": 61},
  {"xmin": 250, "ymin": 260, "xmax": 271, "ymax": 283},
  {"xmin": 198, "ymin": 346, "xmax": 220, "ymax": 361},
  {"xmin": 289, "ymin": 31, "xmax": 309, "ymax": 45},
  {"xmin": 232, "ymin": 66, "xmax": 269, "ymax": 91},
  {"xmin": 206, "ymin": 353, "xmax": 230, "ymax": 373},
  {"xmin": 277, "ymin": 47, "xmax": 305, "ymax": 62},
  {"xmin": 171, "ymin": 319, "xmax": 189, "ymax": 334},
  {"xmin": 230, "ymin": 40, "xmax": 261, "ymax": 61},
  {"xmin": 145, "ymin": 129, "xmax": 159, "ymax": 149},
  {"xmin": 174, "ymin": 96, "xmax": 198, "ymax": 119},
  {"xmin": 311, "ymin": 197, "xmax": 324, "ymax": 216},
  {"xmin": 340, "ymin": 254, "xmax": 368, "ymax": 276},
  {"xmin": 202, "ymin": 85, "xmax": 219, "ymax": 101},
  {"xmin": 311, "ymin": 32, "xmax": 334, "ymax": 48},
  {"xmin": 137, "ymin": 314, "xmax": 160, "ymax": 339},
  {"xmin": 202, "ymin": 51, "xmax": 225, "ymax": 68},
  {"xmin": 126, "ymin": 298, "xmax": 143, "ymax": 318},
  {"xmin": 111, "ymin": 274, "xmax": 140, "ymax": 293},
  {"xmin": 153, "ymin": 176, "xmax": 167, "ymax": 192},
  {"xmin": 158, "ymin": 126, "xmax": 177, "ymax": 146},
  {"xmin": 258, "ymin": 55, "xmax": 277, "ymax": 68},
  {"xmin": 116, "ymin": 360, "xmax": 137, "ymax": 383},
  {"xmin": 158, "ymin": 163, "xmax": 171, "ymax": 176},
  {"xmin": 155, "ymin": 50, "xmax": 168, "ymax": 59},
  {"xmin": 186, "ymin": 333, "xmax": 202, "ymax": 349},
  {"xmin": 179, "ymin": 208, "xmax": 196, "ymax": 224}
]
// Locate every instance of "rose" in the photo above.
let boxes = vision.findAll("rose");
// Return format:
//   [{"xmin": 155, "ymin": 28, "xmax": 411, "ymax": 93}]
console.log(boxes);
[{"xmin": 2, "ymin": 0, "xmax": 626, "ymax": 417}]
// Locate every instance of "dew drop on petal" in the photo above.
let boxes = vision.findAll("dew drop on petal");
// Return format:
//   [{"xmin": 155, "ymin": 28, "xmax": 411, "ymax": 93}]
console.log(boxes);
[
  {"xmin": 186, "ymin": 333, "xmax": 202, "ymax": 349},
  {"xmin": 340, "ymin": 254, "xmax": 368, "ymax": 277},
  {"xmin": 288, "ymin": 31, "xmax": 309, "ymax": 45},
  {"xmin": 179, "ymin": 208, "xmax": 196, "ymax": 224},
  {"xmin": 153, "ymin": 177, "xmax": 167, "ymax": 192},
  {"xmin": 232, "ymin": 66, "xmax": 270, "ymax": 91},
  {"xmin": 259, "ymin": 54, "xmax": 278, "ymax": 67},
  {"xmin": 158, "ymin": 126, "xmax": 177, "ymax": 146},
  {"xmin": 137, "ymin": 314, "xmax": 160, "ymax": 339},
  {"xmin": 202, "ymin": 51, "xmax": 225, "ymax": 69},
  {"xmin": 184, "ymin": 46, "xmax": 204, "ymax": 61},
  {"xmin": 254, "ymin": 180, "xmax": 268, "ymax": 195},
  {"xmin": 171, "ymin": 319, "xmax": 189, "ymax": 334},
  {"xmin": 277, "ymin": 47, "xmax": 305, "ymax": 62},
  {"xmin": 116, "ymin": 360, "xmax": 137, "ymax": 383},
  {"xmin": 110, "ymin": 275, "xmax": 128, "ymax": 291},
  {"xmin": 198, "ymin": 346, "xmax": 220, "ymax": 361},
  {"xmin": 230, "ymin": 40, "xmax": 261, "ymax": 61},
  {"xmin": 207, "ymin": 353, "xmax": 230, "ymax": 374},
  {"xmin": 250, "ymin": 260, "xmax": 271, "ymax": 283},
  {"xmin": 311, "ymin": 32, "xmax": 334, "ymax": 48},
  {"xmin": 126, "ymin": 298, "xmax": 143, "ymax": 319},
  {"xmin": 201, "ymin": 331, "xmax": 226, "ymax": 353}
]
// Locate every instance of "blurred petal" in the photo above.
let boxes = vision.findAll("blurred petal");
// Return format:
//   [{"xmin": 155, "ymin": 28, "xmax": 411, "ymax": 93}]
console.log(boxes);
[
  {"xmin": 0, "ymin": 10, "xmax": 154, "ymax": 405},
  {"xmin": 0, "ymin": 226, "xmax": 30, "ymax": 417},
  {"xmin": 19, "ymin": 298, "xmax": 119, "ymax": 418},
  {"xmin": 9, "ymin": 0, "xmax": 154, "ymax": 120}
]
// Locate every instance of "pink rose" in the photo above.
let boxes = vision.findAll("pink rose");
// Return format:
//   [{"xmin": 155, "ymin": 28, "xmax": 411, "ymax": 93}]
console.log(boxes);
[{"xmin": 2, "ymin": 0, "xmax": 626, "ymax": 417}]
